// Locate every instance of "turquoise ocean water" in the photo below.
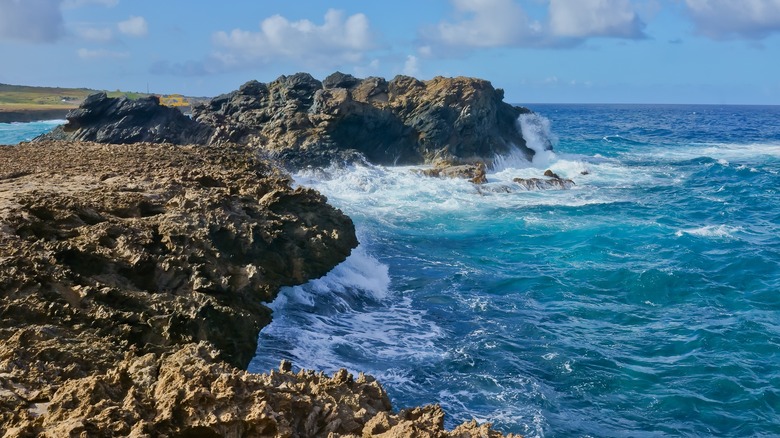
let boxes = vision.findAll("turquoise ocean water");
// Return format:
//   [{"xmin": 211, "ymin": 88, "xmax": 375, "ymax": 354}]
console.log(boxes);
[
  {"xmin": 251, "ymin": 105, "xmax": 780, "ymax": 437},
  {"xmin": 0, "ymin": 119, "xmax": 64, "ymax": 145},
  {"xmin": 7, "ymin": 106, "xmax": 780, "ymax": 436}
]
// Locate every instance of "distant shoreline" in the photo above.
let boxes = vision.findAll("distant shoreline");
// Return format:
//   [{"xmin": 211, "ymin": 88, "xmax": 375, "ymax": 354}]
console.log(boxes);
[{"xmin": 0, "ymin": 107, "xmax": 71, "ymax": 123}]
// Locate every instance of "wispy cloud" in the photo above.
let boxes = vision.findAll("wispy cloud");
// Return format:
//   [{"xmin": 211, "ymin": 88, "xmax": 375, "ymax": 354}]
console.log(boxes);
[
  {"xmin": 74, "ymin": 25, "xmax": 113, "ymax": 42},
  {"xmin": 118, "ymin": 15, "xmax": 148, "ymax": 37},
  {"xmin": 0, "ymin": 0, "xmax": 121, "ymax": 44},
  {"xmin": 62, "ymin": 0, "xmax": 118, "ymax": 8},
  {"xmin": 77, "ymin": 47, "xmax": 129, "ymax": 59},
  {"xmin": 402, "ymin": 55, "xmax": 420, "ymax": 76},
  {"xmin": 0, "ymin": 0, "xmax": 64, "ymax": 43},
  {"xmin": 684, "ymin": 0, "xmax": 780, "ymax": 39}
]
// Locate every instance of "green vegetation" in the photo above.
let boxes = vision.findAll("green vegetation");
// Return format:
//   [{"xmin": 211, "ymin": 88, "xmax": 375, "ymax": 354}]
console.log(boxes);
[
  {"xmin": 0, "ymin": 84, "xmax": 209, "ymax": 115},
  {"xmin": 0, "ymin": 84, "xmax": 149, "ymax": 110}
]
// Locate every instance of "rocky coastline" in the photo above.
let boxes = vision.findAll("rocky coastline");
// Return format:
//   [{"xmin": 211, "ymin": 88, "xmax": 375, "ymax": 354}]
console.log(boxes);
[{"xmin": 2, "ymin": 73, "xmax": 530, "ymax": 436}]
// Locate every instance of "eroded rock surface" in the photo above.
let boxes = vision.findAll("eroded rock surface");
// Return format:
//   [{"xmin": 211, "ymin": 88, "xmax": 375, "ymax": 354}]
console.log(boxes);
[
  {"xmin": 38, "ymin": 73, "xmax": 538, "ymax": 169},
  {"xmin": 419, "ymin": 163, "xmax": 488, "ymax": 184},
  {"xmin": 196, "ymin": 72, "xmax": 532, "ymax": 168},
  {"xmin": 0, "ymin": 141, "xmax": 514, "ymax": 437},
  {"xmin": 513, "ymin": 176, "xmax": 575, "ymax": 190},
  {"xmin": 3, "ymin": 343, "xmax": 513, "ymax": 438}
]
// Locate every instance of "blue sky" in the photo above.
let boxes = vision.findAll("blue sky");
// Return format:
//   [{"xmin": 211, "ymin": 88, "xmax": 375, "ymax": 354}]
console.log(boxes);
[{"xmin": 1, "ymin": 0, "xmax": 779, "ymax": 104}]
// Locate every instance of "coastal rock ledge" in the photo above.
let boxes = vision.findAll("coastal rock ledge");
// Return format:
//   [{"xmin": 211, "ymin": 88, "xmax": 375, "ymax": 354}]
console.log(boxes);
[{"xmin": 0, "ymin": 141, "xmax": 514, "ymax": 437}]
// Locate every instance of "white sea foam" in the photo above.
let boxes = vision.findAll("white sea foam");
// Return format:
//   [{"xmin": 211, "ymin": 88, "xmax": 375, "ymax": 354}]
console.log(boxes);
[
  {"xmin": 633, "ymin": 142, "xmax": 780, "ymax": 164},
  {"xmin": 255, "ymin": 245, "xmax": 445, "ymax": 374},
  {"xmin": 675, "ymin": 225, "xmax": 743, "ymax": 239},
  {"xmin": 437, "ymin": 377, "xmax": 548, "ymax": 438},
  {"xmin": 517, "ymin": 113, "xmax": 557, "ymax": 167}
]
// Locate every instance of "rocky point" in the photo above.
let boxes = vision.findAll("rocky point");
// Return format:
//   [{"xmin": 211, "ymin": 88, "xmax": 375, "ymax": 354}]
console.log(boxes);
[{"xmin": 0, "ymin": 139, "xmax": 517, "ymax": 436}]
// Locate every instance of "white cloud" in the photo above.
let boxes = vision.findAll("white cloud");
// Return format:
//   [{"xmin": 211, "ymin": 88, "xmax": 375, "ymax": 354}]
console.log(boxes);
[
  {"xmin": 684, "ymin": 0, "xmax": 780, "ymax": 39},
  {"xmin": 402, "ymin": 55, "xmax": 420, "ymax": 76},
  {"xmin": 0, "ymin": 0, "xmax": 64, "ymax": 42},
  {"xmin": 549, "ymin": 0, "xmax": 646, "ymax": 38},
  {"xmin": 421, "ymin": 0, "xmax": 645, "ymax": 53},
  {"xmin": 425, "ymin": 0, "xmax": 541, "ymax": 48},
  {"xmin": 77, "ymin": 47, "xmax": 129, "ymax": 59},
  {"xmin": 354, "ymin": 58, "xmax": 380, "ymax": 77},
  {"xmin": 118, "ymin": 15, "xmax": 148, "ymax": 37},
  {"xmin": 212, "ymin": 9, "xmax": 374, "ymax": 69}
]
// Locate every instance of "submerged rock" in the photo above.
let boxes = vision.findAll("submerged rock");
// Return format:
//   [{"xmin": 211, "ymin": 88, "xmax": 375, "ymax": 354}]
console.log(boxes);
[
  {"xmin": 544, "ymin": 169, "xmax": 560, "ymax": 179},
  {"xmin": 513, "ymin": 176, "xmax": 575, "ymax": 190},
  {"xmin": 419, "ymin": 162, "xmax": 488, "ymax": 184}
]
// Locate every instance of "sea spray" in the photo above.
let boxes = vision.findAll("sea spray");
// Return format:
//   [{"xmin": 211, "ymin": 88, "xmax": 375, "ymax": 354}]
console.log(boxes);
[
  {"xmin": 255, "ymin": 104, "xmax": 780, "ymax": 437},
  {"xmin": 491, "ymin": 113, "xmax": 558, "ymax": 172},
  {"xmin": 518, "ymin": 113, "xmax": 557, "ymax": 167}
]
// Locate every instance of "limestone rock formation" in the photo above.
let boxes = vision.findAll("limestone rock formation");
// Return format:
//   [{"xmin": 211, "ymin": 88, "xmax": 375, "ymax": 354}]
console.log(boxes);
[
  {"xmin": 2, "ymin": 343, "xmax": 514, "ymax": 437},
  {"xmin": 0, "ymin": 140, "xmax": 514, "ymax": 437}
]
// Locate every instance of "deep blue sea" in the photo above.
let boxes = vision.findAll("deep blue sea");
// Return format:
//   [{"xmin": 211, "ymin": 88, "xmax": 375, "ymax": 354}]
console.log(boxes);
[{"xmin": 6, "ymin": 106, "xmax": 780, "ymax": 436}]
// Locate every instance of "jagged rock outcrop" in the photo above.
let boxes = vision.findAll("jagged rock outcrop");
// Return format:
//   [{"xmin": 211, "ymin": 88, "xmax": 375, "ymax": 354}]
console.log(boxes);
[
  {"xmin": 195, "ymin": 72, "xmax": 533, "ymax": 168},
  {"xmin": 2, "ymin": 343, "xmax": 513, "ymax": 437},
  {"xmin": 40, "ymin": 92, "xmax": 211, "ymax": 144},
  {"xmin": 0, "ymin": 140, "xmax": 513, "ymax": 437},
  {"xmin": 37, "ymin": 73, "xmax": 538, "ymax": 169},
  {"xmin": 0, "ymin": 140, "xmax": 355, "ymax": 369}
]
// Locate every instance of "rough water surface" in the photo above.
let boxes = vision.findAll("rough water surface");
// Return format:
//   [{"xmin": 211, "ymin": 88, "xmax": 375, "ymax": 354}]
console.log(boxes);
[
  {"xmin": 251, "ymin": 104, "xmax": 780, "ymax": 437},
  {"xmin": 0, "ymin": 120, "xmax": 63, "ymax": 144}
]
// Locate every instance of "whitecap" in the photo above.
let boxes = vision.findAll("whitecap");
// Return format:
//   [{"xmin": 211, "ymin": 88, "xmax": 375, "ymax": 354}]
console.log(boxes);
[{"xmin": 675, "ymin": 225, "xmax": 743, "ymax": 239}]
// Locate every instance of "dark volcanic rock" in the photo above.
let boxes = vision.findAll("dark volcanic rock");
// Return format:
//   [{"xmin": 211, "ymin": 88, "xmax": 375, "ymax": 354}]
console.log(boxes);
[
  {"xmin": 322, "ymin": 71, "xmax": 361, "ymax": 89},
  {"xmin": 39, "ymin": 92, "xmax": 210, "ymax": 144},
  {"xmin": 193, "ymin": 73, "xmax": 537, "ymax": 168}
]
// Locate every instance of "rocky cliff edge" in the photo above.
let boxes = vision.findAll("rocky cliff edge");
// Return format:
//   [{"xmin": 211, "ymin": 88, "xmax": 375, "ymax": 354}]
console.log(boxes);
[{"xmin": 0, "ymin": 141, "xmax": 515, "ymax": 437}]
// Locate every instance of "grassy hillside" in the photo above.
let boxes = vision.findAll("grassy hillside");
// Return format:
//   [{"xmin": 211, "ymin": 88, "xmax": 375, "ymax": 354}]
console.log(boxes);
[
  {"xmin": 0, "ymin": 84, "xmax": 148, "ymax": 110},
  {"xmin": 0, "ymin": 83, "xmax": 209, "ymax": 122}
]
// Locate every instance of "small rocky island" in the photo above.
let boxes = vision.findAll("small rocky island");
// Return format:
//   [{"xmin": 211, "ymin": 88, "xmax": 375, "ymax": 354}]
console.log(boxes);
[{"xmin": 1, "ymin": 73, "xmax": 532, "ymax": 437}]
